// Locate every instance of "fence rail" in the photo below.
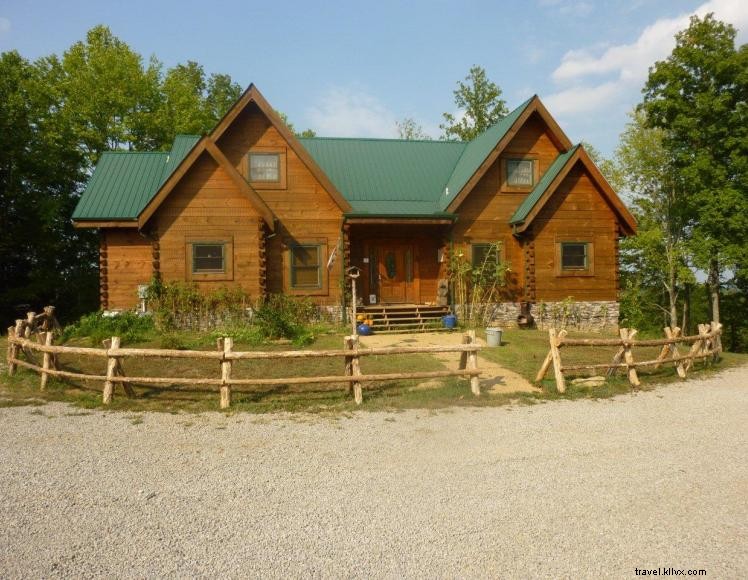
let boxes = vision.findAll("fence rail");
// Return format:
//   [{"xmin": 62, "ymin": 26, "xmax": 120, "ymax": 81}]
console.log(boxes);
[
  {"xmin": 6, "ymin": 309, "xmax": 482, "ymax": 407},
  {"xmin": 535, "ymin": 322, "xmax": 722, "ymax": 392}
]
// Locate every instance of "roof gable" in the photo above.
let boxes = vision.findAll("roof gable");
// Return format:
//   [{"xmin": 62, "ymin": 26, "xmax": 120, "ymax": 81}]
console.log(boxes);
[
  {"xmin": 510, "ymin": 145, "xmax": 637, "ymax": 235},
  {"xmin": 444, "ymin": 95, "xmax": 573, "ymax": 212},
  {"xmin": 211, "ymin": 85, "xmax": 352, "ymax": 212},
  {"xmin": 137, "ymin": 137, "xmax": 275, "ymax": 229}
]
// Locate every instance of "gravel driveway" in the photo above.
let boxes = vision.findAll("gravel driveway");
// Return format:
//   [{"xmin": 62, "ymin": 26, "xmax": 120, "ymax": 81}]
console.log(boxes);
[{"xmin": 1, "ymin": 366, "xmax": 746, "ymax": 578}]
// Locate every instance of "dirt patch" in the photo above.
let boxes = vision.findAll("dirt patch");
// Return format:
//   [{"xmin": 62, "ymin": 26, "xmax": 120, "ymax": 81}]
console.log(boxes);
[{"xmin": 358, "ymin": 331, "xmax": 539, "ymax": 394}]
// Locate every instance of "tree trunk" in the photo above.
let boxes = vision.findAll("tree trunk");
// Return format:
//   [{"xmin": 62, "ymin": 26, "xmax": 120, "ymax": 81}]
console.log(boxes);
[
  {"xmin": 707, "ymin": 257, "xmax": 720, "ymax": 325},
  {"xmin": 682, "ymin": 283, "xmax": 690, "ymax": 335}
]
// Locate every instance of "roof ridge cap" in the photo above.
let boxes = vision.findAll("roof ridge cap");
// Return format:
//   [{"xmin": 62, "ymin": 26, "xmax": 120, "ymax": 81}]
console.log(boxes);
[{"xmin": 299, "ymin": 135, "xmax": 467, "ymax": 144}]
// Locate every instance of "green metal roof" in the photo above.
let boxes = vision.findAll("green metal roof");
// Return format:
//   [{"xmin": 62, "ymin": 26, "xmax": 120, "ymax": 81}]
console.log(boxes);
[
  {"xmin": 441, "ymin": 96, "xmax": 535, "ymax": 210},
  {"xmin": 72, "ymin": 135, "xmax": 200, "ymax": 221},
  {"xmin": 73, "ymin": 97, "xmax": 546, "ymax": 221},
  {"xmin": 509, "ymin": 144, "xmax": 580, "ymax": 225},
  {"xmin": 299, "ymin": 137, "xmax": 466, "ymax": 215}
]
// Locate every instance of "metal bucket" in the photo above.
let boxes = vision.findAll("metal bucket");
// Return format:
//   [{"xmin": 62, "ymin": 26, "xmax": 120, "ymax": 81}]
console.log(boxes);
[{"xmin": 485, "ymin": 327, "xmax": 503, "ymax": 347}]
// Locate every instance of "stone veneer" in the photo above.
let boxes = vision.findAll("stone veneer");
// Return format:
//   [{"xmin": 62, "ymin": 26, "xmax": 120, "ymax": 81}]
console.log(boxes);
[{"xmin": 456, "ymin": 301, "xmax": 620, "ymax": 332}]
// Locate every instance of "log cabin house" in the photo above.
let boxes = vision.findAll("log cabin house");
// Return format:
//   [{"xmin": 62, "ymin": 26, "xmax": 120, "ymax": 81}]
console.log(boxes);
[{"xmin": 73, "ymin": 85, "xmax": 636, "ymax": 330}]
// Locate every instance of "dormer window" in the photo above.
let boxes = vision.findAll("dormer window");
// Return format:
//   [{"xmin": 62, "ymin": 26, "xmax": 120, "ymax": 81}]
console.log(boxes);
[
  {"xmin": 506, "ymin": 159, "xmax": 535, "ymax": 187},
  {"xmin": 247, "ymin": 148, "xmax": 287, "ymax": 189},
  {"xmin": 249, "ymin": 153, "xmax": 280, "ymax": 182}
]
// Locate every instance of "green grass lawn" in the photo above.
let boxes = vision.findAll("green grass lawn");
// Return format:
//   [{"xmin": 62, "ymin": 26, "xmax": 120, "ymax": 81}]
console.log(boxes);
[{"xmin": 1, "ymin": 327, "xmax": 746, "ymax": 414}]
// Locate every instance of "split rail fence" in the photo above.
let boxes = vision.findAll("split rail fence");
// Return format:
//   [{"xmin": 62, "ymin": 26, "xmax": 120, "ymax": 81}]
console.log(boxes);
[
  {"xmin": 6, "ymin": 308, "xmax": 482, "ymax": 407},
  {"xmin": 535, "ymin": 322, "xmax": 723, "ymax": 393}
]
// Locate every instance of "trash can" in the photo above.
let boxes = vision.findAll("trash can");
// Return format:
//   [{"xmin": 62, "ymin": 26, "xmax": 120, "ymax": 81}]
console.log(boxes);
[
  {"xmin": 442, "ymin": 314, "xmax": 457, "ymax": 329},
  {"xmin": 485, "ymin": 327, "xmax": 503, "ymax": 347}
]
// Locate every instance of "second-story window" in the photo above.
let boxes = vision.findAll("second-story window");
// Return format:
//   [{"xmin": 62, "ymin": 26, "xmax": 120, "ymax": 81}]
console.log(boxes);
[{"xmin": 506, "ymin": 159, "xmax": 535, "ymax": 187}]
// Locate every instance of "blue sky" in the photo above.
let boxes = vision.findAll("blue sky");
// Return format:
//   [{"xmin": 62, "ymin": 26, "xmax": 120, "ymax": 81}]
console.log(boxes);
[{"xmin": 1, "ymin": 0, "xmax": 746, "ymax": 156}]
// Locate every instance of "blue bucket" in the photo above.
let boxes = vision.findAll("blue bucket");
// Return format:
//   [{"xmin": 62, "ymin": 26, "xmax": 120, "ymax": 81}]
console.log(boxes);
[
  {"xmin": 357, "ymin": 323, "xmax": 372, "ymax": 336},
  {"xmin": 442, "ymin": 314, "xmax": 457, "ymax": 329}
]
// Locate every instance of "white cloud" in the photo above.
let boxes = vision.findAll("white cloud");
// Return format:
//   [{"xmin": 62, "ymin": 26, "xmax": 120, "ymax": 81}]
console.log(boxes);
[
  {"xmin": 306, "ymin": 87, "xmax": 398, "ymax": 138},
  {"xmin": 0, "ymin": 17, "xmax": 10, "ymax": 35},
  {"xmin": 543, "ymin": 81, "xmax": 620, "ymax": 115},
  {"xmin": 546, "ymin": 0, "xmax": 748, "ymax": 116}
]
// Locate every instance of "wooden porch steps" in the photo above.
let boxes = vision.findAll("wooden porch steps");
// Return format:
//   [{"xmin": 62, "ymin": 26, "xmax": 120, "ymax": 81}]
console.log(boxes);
[{"xmin": 359, "ymin": 304, "xmax": 451, "ymax": 333}]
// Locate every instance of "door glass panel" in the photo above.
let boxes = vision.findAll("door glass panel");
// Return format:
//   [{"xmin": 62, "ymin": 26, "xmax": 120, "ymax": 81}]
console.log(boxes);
[{"xmin": 385, "ymin": 251, "xmax": 397, "ymax": 279}]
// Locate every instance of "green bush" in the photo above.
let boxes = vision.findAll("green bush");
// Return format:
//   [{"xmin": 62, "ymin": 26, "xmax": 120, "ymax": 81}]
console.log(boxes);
[
  {"xmin": 60, "ymin": 312, "xmax": 156, "ymax": 346},
  {"xmin": 252, "ymin": 294, "xmax": 318, "ymax": 345}
]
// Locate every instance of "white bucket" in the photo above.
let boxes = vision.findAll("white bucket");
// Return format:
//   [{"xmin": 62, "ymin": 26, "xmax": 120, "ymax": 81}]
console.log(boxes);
[{"xmin": 486, "ymin": 327, "xmax": 503, "ymax": 347}]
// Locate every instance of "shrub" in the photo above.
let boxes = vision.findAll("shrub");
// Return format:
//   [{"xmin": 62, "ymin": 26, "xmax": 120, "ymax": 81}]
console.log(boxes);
[
  {"xmin": 60, "ymin": 312, "xmax": 156, "ymax": 346},
  {"xmin": 252, "ymin": 294, "xmax": 318, "ymax": 344},
  {"xmin": 146, "ymin": 279, "xmax": 252, "ymax": 331}
]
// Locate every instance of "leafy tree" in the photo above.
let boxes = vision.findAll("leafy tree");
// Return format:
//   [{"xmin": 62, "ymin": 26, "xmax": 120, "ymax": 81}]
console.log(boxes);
[
  {"xmin": 276, "ymin": 111, "xmax": 317, "ymax": 138},
  {"xmin": 154, "ymin": 63, "xmax": 243, "ymax": 145},
  {"xmin": 615, "ymin": 110, "xmax": 693, "ymax": 328},
  {"xmin": 440, "ymin": 65, "xmax": 508, "ymax": 141},
  {"xmin": 59, "ymin": 25, "xmax": 159, "ymax": 164},
  {"xmin": 0, "ymin": 25, "xmax": 245, "ymax": 323},
  {"xmin": 0, "ymin": 51, "xmax": 97, "ymax": 321},
  {"xmin": 396, "ymin": 117, "xmax": 430, "ymax": 140},
  {"xmin": 205, "ymin": 73, "xmax": 243, "ymax": 125},
  {"xmin": 579, "ymin": 141, "xmax": 624, "ymax": 192},
  {"xmin": 641, "ymin": 14, "xmax": 748, "ymax": 327}
]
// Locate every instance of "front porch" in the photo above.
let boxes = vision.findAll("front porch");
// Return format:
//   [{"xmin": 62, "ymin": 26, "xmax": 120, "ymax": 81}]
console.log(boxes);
[
  {"xmin": 346, "ymin": 221, "xmax": 451, "ymax": 307},
  {"xmin": 358, "ymin": 303, "xmax": 450, "ymax": 333}
]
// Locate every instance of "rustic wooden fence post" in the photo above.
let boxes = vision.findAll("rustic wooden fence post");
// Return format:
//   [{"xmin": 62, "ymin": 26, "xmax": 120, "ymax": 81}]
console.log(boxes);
[
  {"xmin": 606, "ymin": 329, "xmax": 637, "ymax": 377},
  {"xmin": 712, "ymin": 320, "xmax": 722, "ymax": 358},
  {"xmin": 103, "ymin": 338, "xmax": 134, "ymax": 398},
  {"xmin": 536, "ymin": 329, "xmax": 567, "ymax": 382},
  {"xmin": 8, "ymin": 320, "xmax": 25, "ymax": 376},
  {"xmin": 710, "ymin": 321, "xmax": 722, "ymax": 361},
  {"xmin": 619, "ymin": 328, "xmax": 641, "ymax": 388},
  {"xmin": 344, "ymin": 335, "xmax": 362, "ymax": 404},
  {"xmin": 465, "ymin": 330, "xmax": 481, "ymax": 396},
  {"xmin": 654, "ymin": 327, "xmax": 681, "ymax": 370},
  {"xmin": 40, "ymin": 332, "xmax": 53, "ymax": 390},
  {"xmin": 458, "ymin": 332, "xmax": 470, "ymax": 370},
  {"xmin": 685, "ymin": 325, "xmax": 708, "ymax": 372},
  {"xmin": 548, "ymin": 328, "xmax": 566, "ymax": 393},
  {"xmin": 7, "ymin": 325, "xmax": 17, "ymax": 376},
  {"xmin": 220, "ymin": 337, "xmax": 233, "ymax": 409},
  {"xmin": 24, "ymin": 312, "xmax": 35, "ymax": 339},
  {"xmin": 102, "ymin": 336, "xmax": 120, "ymax": 405}
]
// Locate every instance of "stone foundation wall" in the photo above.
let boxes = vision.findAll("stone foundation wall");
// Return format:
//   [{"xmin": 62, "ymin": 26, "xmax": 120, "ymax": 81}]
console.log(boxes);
[{"xmin": 456, "ymin": 301, "xmax": 619, "ymax": 333}]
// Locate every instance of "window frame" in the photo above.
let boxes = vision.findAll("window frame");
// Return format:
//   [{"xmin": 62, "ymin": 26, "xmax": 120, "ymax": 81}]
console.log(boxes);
[
  {"xmin": 471, "ymin": 242, "xmax": 503, "ymax": 269},
  {"xmin": 284, "ymin": 239, "xmax": 329, "ymax": 295},
  {"xmin": 186, "ymin": 237, "xmax": 234, "ymax": 281},
  {"xmin": 555, "ymin": 238, "xmax": 594, "ymax": 277},
  {"xmin": 502, "ymin": 156, "xmax": 538, "ymax": 191},
  {"xmin": 246, "ymin": 146, "xmax": 287, "ymax": 190}
]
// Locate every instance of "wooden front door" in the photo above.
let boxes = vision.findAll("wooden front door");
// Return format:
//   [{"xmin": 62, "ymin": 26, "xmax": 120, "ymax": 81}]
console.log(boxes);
[{"xmin": 378, "ymin": 242, "xmax": 415, "ymax": 303}]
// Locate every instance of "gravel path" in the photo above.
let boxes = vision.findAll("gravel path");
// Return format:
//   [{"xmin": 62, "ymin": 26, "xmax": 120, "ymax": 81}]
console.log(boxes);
[{"xmin": 1, "ymin": 366, "xmax": 746, "ymax": 578}]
